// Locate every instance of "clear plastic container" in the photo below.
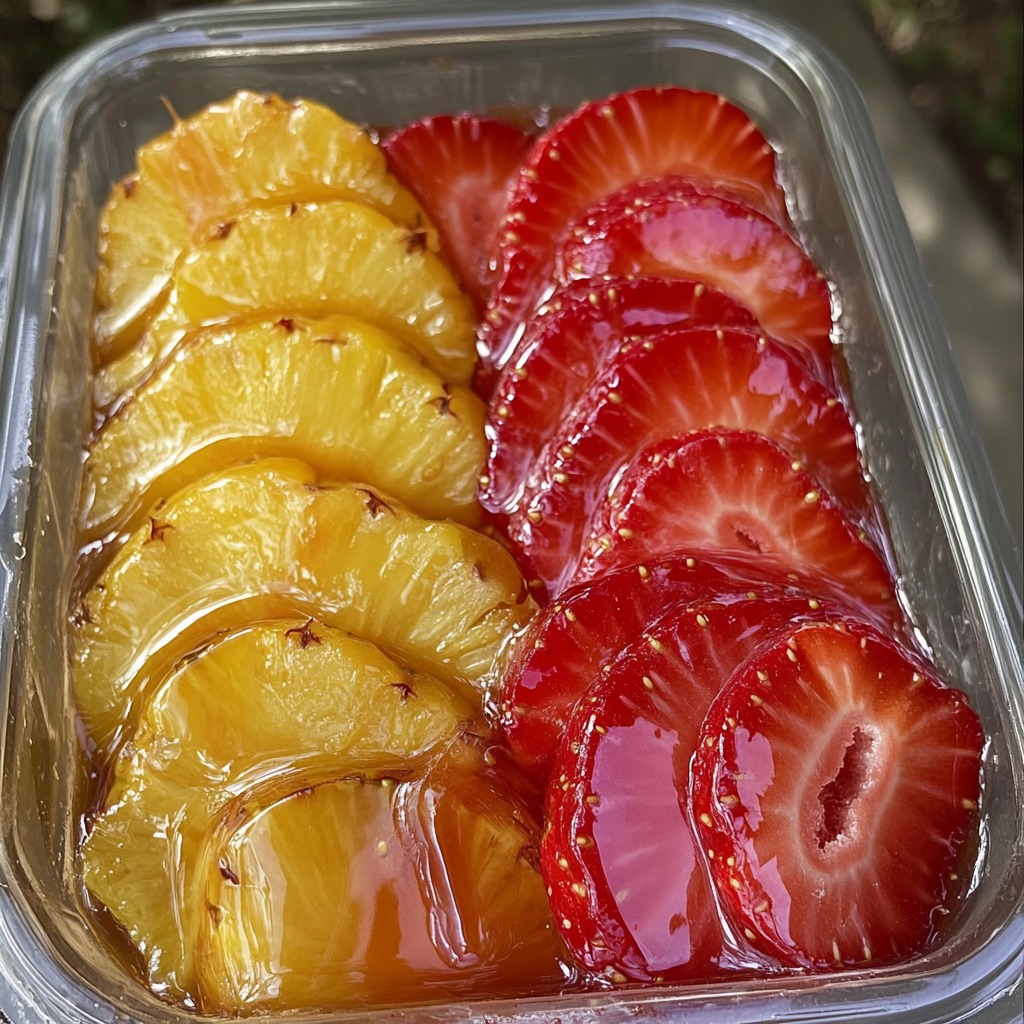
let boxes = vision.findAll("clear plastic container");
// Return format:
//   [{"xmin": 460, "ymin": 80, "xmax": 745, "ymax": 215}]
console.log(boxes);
[{"xmin": 1, "ymin": 2, "xmax": 1021, "ymax": 1021}]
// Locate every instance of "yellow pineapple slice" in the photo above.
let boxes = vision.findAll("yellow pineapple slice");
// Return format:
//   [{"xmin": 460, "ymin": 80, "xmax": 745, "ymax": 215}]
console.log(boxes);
[
  {"xmin": 83, "ymin": 618, "xmax": 473, "ymax": 1002},
  {"xmin": 80, "ymin": 314, "xmax": 486, "ymax": 541},
  {"xmin": 95, "ymin": 200, "xmax": 475, "ymax": 406},
  {"xmin": 94, "ymin": 91, "xmax": 432, "ymax": 358},
  {"xmin": 196, "ymin": 739, "xmax": 567, "ymax": 1012},
  {"xmin": 72, "ymin": 458, "xmax": 533, "ymax": 759}
]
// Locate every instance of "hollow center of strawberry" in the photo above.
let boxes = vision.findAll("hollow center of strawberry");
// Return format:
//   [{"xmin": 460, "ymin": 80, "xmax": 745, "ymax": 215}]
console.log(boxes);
[
  {"xmin": 815, "ymin": 726, "xmax": 875, "ymax": 850},
  {"xmin": 725, "ymin": 514, "xmax": 769, "ymax": 554}
]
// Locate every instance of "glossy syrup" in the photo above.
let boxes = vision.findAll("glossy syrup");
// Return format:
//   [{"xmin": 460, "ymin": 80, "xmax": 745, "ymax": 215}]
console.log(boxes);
[
  {"xmin": 72, "ymin": 86, "xmax": 982, "ymax": 1018},
  {"xmin": 193, "ymin": 741, "xmax": 573, "ymax": 1013}
]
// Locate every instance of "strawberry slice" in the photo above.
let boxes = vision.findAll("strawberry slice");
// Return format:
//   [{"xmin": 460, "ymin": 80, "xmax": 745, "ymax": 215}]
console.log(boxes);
[
  {"xmin": 506, "ymin": 327, "xmax": 871, "ymax": 601},
  {"xmin": 382, "ymin": 114, "xmax": 531, "ymax": 309},
  {"xmin": 480, "ymin": 86, "xmax": 786, "ymax": 369},
  {"xmin": 481, "ymin": 277, "xmax": 758, "ymax": 514},
  {"xmin": 574, "ymin": 428, "xmax": 899, "ymax": 630},
  {"xmin": 500, "ymin": 552, "xmax": 813, "ymax": 788},
  {"xmin": 541, "ymin": 597, "xmax": 838, "ymax": 982},
  {"xmin": 691, "ymin": 619, "xmax": 984, "ymax": 969},
  {"xmin": 556, "ymin": 176, "xmax": 833, "ymax": 383}
]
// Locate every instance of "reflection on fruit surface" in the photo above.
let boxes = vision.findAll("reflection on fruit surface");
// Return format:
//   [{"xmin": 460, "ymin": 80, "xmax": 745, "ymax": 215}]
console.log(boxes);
[
  {"xmin": 81, "ymin": 314, "xmax": 486, "ymax": 540},
  {"xmin": 75, "ymin": 85, "xmax": 984, "ymax": 1015},
  {"xmin": 83, "ymin": 620, "xmax": 476, "ymax": 1000},
  {"xmin": 73, "ymin": 459, "xmax": 532, "ymax": 760},
  {"xmin": 94, "ymin": 91, "xmax": 432, "ymax": 358},
  {"xmin": 197, "ymin": 740, "xmax": 568, "ymax": 1011}
]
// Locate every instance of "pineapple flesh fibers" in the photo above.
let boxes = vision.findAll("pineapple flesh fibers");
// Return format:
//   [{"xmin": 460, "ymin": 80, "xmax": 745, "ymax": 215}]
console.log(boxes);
[
  {"xmin": 196, "ymin": 740, "xmax": 567, "ymax": 1012},
  {"xmin": 72, "ymin": 458, "xmax": 532, "ymax": 760},
  {"xmin": 95, "ymin": 200, "xmax": 476, "ymax": 406},
  {"xmin": 77, "ymin": 89, "xmax": 557, "ymax": 1014},
  {"xmin": 93, "ymin": 91, "xmax": 433, "ymax": 359},
  {"xmin": 83, "ymin": 619, "xmax": 473, "ymax": 1003},
  {"xmin": 80, "ymin": 314, "xmax": 486, "ymax": 541}
]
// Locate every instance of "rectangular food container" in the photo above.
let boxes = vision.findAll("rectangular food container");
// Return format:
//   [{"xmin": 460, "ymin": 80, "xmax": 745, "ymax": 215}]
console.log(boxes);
[{"xmin": 1, "ymin": 1, "xmax": 1022, "ymax": 1021}]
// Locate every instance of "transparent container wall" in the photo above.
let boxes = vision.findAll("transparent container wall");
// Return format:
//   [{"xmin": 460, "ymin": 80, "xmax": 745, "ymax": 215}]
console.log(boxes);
[{"xmin": 1, "ymin": 3, "xmax": 1021, "ymax": 1022}]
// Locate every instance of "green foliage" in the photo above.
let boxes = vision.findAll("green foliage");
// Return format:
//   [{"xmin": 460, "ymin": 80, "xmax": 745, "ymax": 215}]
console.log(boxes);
[
  {"xmin": 0, "ymin": 0, "xmax": 198, "ymax": 167},
  {"xmin": 861, "ymin": 0, "xmax": 1022, "ymax": 253},
  {"xmin": 2, "ymin": 1, "xmax": 137, "ymax": 79}
]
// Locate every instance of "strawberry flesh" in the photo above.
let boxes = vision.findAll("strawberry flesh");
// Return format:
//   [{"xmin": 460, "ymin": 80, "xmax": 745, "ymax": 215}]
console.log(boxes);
[
  {"xmin": 482, "ymin": 277, "xmax": 758, "ymax": 514},
  {"xmin": 382, "ymin": 114, "xmax": 531, "ymax": 309},
  {"xmin": 542, "ymin": 598, "xmax": 838, "ymax": 982},
  {"xmin": 505, "ymin": 327, "xmax": 871, "ymax": 601},
  {"xmin": 481, "ymin": 86, "xmax": 786, "ymax": 369},
  {"xmin": 691, "ymin": 619, "xmax": 984, "ymax": 969},
  {"xmin": 556, "ymin": 176, "xmax": 834, "ymax": 384},
  {"xmin": 574, "ymin": 428, "xmax": 899, "ymax": 631},
  {"xmin": 500, "ymin": 552, "xmax": 814, "ymax": 788}
]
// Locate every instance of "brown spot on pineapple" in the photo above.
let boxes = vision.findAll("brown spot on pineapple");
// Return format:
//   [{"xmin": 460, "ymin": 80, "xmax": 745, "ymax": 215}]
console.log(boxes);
[
  {"xmin": 276, "ymin": 317, "xmax": 297, "ymax": 332},
  {"xmin": 390, "ymin": 681, "xmax": 416, "ymax": 703},
  {"xmin": 284, "ymin": 618, "xmax": 322, "ymax": 649},
  {"xmin": 210, "ymin": 220, "xmax": 235, "ymax": 241},
  {"xmin": 404, "ymin": 228, "xmax": 429, "ymax": 255},
  {"xmin": 121, "ymin": 177, "xmax": 137, "ymax": 199},
  {"xmin": 431, "ymin": 383, "xmax": 456, "ymax": 417},
  {"xmin": 358, "ymin": 488, "xmax": 394, "ymax": 518},
  {"xmin": 218, "ymin": 858, "xmax": 240, "ymax": 885},
  {"xmin": 146, "ymin": 517, "xmax": 173, "ymax": 543},
  {"xmin": 71, "ymin": 600, "xmax": 94, "ymax": 627},
  {"xmin": 518, "ymin": 843, "xmax": 541, "ymax": 872}
]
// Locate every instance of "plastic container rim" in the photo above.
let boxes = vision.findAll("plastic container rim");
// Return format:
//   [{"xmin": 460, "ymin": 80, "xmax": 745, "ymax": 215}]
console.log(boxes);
[{"xmin": 0, "ymin": 2, "xmax": 1021, "ymax": 1022}]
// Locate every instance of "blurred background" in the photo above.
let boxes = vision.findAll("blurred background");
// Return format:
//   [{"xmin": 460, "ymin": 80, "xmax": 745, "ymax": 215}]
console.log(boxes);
[
  {"xmin": 3, "ymin": 1, "xmax": 1018, "ymax": 254},
  {"xmin": 1, "ymin": 0, "xmax": 1021, "ymax": 545}
]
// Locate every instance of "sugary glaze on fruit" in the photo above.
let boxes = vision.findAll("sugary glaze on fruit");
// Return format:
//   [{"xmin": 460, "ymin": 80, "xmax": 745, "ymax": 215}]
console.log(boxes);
[
  {"xmin": 195, "ymin": 739, "xmax": 570, "ymax": 1012},
  {"xmin": 79, "ymin": 314, "xmax": 488, "ymax": 541},
  {"xmin": 73, "ymin": 86, "xmax": 984, "ymax": 1015},
  {"xmin": 92, "ymin": 91, "xmax": 435, "ymax": 359},
  {"xmin": 82, "ymin": 620, "xmax": 480, "ymax": 1001}
]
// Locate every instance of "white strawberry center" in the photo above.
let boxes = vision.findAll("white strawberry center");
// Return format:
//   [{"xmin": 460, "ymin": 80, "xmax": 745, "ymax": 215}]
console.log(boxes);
[{"xmin": 816, "ymin": 726, "xmax": 875, "ymax": 850}]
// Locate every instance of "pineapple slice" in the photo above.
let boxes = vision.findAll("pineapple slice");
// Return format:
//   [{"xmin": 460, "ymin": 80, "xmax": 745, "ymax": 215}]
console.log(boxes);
[
  {"xmin": 72, "ymin": 458, "xmax": 533, "ymax": 759},
  {"xmin": 83, "ymin": 619, "xmax": 473, "ymax": 1003},
  {"xmin": 196, "ymin": 739, "xmax": 568, "ymax": 1012},
  {"xmin": 80, "ymin": 314, "xmax": 486, "ymax": 541},
  {"xmin": 95, "ymin": 200, "xmax": 475, "ymax": 406},
  {"xmin": 94, "ymin": 91, "xmax": 432, "ymax": 358}
]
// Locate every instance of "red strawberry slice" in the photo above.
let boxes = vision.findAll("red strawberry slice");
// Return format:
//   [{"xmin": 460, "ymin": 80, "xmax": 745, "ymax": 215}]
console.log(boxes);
[
  {"xmin": 574, "ymin": 428, "xmax": 899, "ymax": 630},
  {"xmin": 480, "ymin": 86, "xmax": 786, "ymax": 369},
  {"xmin": 500, "ymin": 552, "xmax": 814, "ymax": 788},
  {"xmin": 382, "ymin": 114, "xmax": 531, "ymax": 309},
  {"xmin": 541, "ymin": 597, "xmax": 838, "ymax": 982},
  {"xmin": 556, "ymin": 176, "xmax": 833, "ymax": 383},
  {"xmin": 506, "ymin": 327, "xmax": 872, "ymax": 601},
  {"xmin": 691, "ymin": 619, "xmax": 984, "ymax": 970},
  {"xmin": 481, "ymin": 277, "xmax": 759, "ymax": 514}
]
